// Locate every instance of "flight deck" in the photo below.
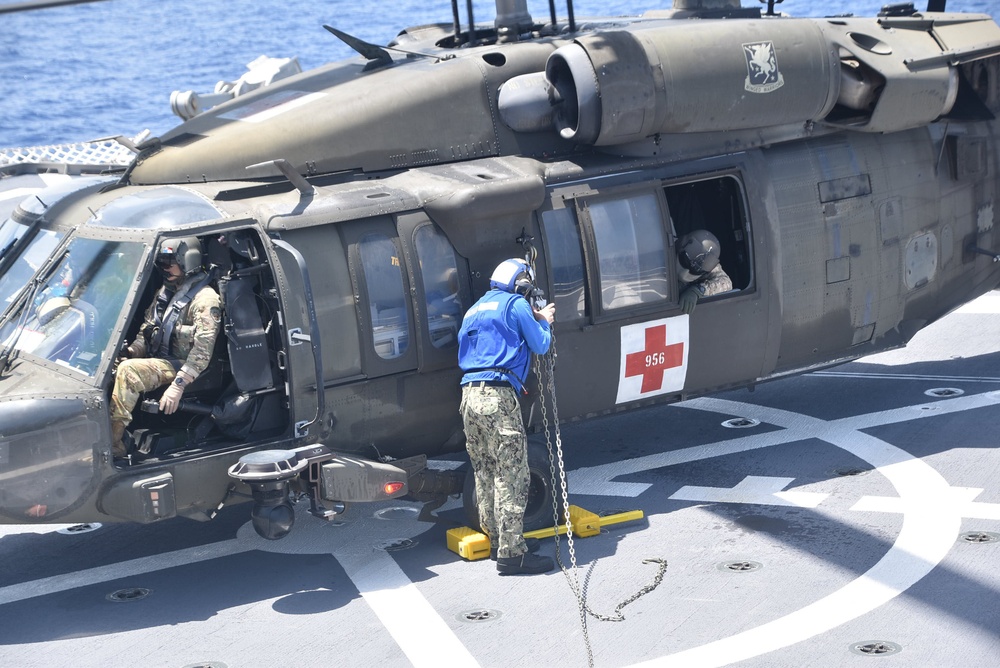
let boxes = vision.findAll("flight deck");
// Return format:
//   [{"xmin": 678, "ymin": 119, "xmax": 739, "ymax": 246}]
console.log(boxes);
[{"xmin": 1, "ymin": 293, "xmax": 998, "ymax": 668}]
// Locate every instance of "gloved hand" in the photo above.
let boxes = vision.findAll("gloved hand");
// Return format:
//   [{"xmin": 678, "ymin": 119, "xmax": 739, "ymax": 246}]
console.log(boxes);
[
  {"xmin": 680, "ymin": 286, "xmax": 699, "ymax": 314},
  {"xmin": 159, "ymin": 379, "xmax": 185, "ymax": 414},
  {"xmin": 121, "ymin": 340, "xmax": 142, "ymax": 359}
]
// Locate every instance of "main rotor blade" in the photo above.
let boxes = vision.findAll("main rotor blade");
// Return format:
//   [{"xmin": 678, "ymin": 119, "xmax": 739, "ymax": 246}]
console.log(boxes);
[{"xmin": 0, "ymin": 0, "xmax": 111, "ymax": 15}]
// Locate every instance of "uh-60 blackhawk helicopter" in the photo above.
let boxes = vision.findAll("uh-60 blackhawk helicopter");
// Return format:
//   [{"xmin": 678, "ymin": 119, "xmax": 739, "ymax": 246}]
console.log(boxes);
[{"xmin": 2, "ymin": 0, "xmax": 1000, "ymax": 540}]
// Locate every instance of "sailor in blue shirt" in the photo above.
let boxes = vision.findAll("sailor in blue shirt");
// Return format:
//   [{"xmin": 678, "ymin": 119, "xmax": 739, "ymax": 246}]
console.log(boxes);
[{"xmin": 459, "ymin": 258, "xmax": 555, "ymax": 575}]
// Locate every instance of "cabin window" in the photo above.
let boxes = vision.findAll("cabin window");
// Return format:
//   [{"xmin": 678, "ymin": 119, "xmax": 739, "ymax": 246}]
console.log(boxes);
[
  {"xmin": 414, "ymin": 224, "xmax": 462, "ymax": 349},
  {"xmin": 359, "ymin": 233, "xmax": 409, "ymax": 359},
  {"xmin": 587, "ymin": 192, "xmax": 670, "ymax": 311},
  {"xmin": 663, "ymin": 175, "xmax": 752, "ymax": 292},
  {"xmin": 540, "ymin": 207, "xmax": 586, "ymax": 320}
]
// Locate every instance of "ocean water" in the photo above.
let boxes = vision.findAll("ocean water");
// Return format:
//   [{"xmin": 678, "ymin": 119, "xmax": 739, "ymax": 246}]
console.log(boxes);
[{"xmin": 1, "ymin": 0, "xmax": 998, "ymax": 148}]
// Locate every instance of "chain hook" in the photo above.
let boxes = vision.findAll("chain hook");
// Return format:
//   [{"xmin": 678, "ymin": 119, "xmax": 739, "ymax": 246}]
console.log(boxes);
[{"xmin": 516, "ymin": 227, "xmax": 538, "ymax": 273}]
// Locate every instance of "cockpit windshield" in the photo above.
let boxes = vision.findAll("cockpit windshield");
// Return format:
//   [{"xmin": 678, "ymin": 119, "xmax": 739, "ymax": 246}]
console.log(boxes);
[
  {"xmin": 0, "ymin": 175, "xmax": 114, "ymax": 311},
  {"xmin": 87, "ymin": 186, "xmax": 222, "ymax": 228},
  {"xmin": 0, "ymin": 217, "xmax": 29, "ymax": 262},
  {"xmin": 0, "ymin": 227, "xmax": 65, "ymax": 309},
  {"xmin": 0, "ymin": 238, "xmax": 145, "ymax": 377}
]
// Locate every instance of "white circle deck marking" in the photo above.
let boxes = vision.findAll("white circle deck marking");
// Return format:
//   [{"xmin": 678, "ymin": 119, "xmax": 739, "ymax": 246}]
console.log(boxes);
[
  {"xmin": 0, "ymin": 389, "xmax": 997, "ymax": 666},
  {"xmin": 628, "ymin": 393, "xmax": 1000, "ymax": 667}
]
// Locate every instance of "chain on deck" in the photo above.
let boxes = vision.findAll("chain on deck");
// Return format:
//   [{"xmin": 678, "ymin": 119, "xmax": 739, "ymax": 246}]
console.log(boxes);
[{"xmin": 535, "ymin": 335, "xmax": 669, "ymax": 668}]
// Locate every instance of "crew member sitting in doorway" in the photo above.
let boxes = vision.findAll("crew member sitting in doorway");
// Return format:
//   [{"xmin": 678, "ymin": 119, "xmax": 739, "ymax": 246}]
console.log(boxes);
[
  {"xmin": 677, "ymin": 229, "xmax": 732, "ymax": 314},
  {"xmin": 110, "ymin": 236, "xmax": 221, "ymax": 458}
]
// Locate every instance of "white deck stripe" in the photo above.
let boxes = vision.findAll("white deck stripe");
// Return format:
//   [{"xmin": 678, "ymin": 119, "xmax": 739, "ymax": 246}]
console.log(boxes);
[
  {"xmin": 0, "ymin": 540, "xmax": 246, "ymax": 605},
  {"xmin": 955, "ymin": 292, "xmax": 1000, "ymax": 313},
  {"xmin": 336, "ymin": 548, "xmax": 480, "ymax": 668},
  {"xmin": 811, "ymin": 371, "xmax": 1000, "ymax": 383},
  {"xmin": 670, "ymin": 475, "xmax": 828, "ymax": 508}
]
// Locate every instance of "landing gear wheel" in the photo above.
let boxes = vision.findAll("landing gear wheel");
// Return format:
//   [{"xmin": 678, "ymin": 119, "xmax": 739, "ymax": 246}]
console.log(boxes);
[{"xmin": 462, "ymin": 440, "xmax": 566, "ymax": 532}]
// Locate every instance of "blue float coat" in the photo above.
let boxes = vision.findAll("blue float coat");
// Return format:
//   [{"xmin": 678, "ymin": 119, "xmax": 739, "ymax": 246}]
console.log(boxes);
[{"xmin": 458, "ymin": 289, "xmax": 551, "ymax": 393}]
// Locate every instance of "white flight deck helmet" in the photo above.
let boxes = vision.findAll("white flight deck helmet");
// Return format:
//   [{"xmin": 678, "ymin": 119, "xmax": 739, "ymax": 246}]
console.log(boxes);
[
  {"xmin": 676, "ymin": 229, "xmax": 721, "ymax": 284},
  {"xmin": 489, "ymin": 258, "xmax": 535, "ymax": 296}
]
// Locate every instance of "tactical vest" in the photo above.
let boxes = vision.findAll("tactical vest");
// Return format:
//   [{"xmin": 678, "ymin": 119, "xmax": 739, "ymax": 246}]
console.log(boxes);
[{"xmin": 148, "ymin": 272, "xmax": 213, "ymax": 368}]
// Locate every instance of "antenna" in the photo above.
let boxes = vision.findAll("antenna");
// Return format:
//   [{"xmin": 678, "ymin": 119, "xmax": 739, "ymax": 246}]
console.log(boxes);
[
  {"xmin": 246, "ymin": 159, "xmax": 315, "ymax": 197},
  {"xmin": 467, "ymin": 0, "xmax": 476, "ymax": 45}
]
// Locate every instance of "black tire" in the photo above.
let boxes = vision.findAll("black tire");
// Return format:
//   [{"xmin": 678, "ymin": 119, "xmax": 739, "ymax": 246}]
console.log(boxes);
[{"xmin": 462, "ymin": 440, "xmax": 566, "ymax": 532}]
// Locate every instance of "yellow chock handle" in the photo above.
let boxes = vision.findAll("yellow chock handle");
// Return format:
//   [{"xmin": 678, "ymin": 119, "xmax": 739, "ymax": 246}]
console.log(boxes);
[
  {"xmin": 449, "ymin": 506, "xmax": 647, "ymax": 559},
  {"xmin": 524, "ymin": 505, "xmax": 644, "ymax": 540}
]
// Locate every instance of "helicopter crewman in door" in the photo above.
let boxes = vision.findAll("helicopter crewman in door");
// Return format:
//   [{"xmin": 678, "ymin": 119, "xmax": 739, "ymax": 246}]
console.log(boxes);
[{"xmin": 676, "ymin": 229, "xmax": 733, "ymax": 314}]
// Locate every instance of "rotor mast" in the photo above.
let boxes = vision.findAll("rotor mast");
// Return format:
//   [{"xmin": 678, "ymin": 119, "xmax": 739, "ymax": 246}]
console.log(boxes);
[{"xmin": 495, "ymin": 0, "xmax": 533, "ymax": 40}]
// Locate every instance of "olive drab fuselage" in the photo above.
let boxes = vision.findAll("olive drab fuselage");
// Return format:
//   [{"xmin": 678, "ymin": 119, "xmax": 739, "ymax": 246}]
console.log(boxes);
[{"xmin": 2, "ymin": 1, "xmax": 1000, "ymax": 530}]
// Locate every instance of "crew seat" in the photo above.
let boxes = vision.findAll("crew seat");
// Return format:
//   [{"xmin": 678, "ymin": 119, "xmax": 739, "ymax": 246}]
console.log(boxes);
[{"xmin": 182, "ymin": 231, "xmax": 281, "ymax": 437}]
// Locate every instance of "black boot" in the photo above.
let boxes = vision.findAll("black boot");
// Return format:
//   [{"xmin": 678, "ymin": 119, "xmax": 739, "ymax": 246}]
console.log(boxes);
[
  {"xmin": 491, "ymin": 537, "xmax": 540, "ymax": 561},
  {"xmin": 497, "ymin": 551, "xmax": 553, "ymax": 575}
]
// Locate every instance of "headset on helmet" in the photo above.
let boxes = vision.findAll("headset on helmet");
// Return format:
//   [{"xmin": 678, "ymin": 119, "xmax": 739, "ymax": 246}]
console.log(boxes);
[
  {"xmin": 156, "ymin": 236, "xmax": 203, "ymax": 276},
  {"xmin": 490, "ymin": 258, "xmax": 535, "ymax": 296},
  {"xmin": 677, "ymin": 229, "xmax": 721, "ymax": 277}
]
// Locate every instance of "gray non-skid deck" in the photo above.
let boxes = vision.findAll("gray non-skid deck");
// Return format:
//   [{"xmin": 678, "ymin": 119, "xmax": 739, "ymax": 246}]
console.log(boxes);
[{"xmin": 1, "ymin": 293, "xmax": 999, "ymax": 668}]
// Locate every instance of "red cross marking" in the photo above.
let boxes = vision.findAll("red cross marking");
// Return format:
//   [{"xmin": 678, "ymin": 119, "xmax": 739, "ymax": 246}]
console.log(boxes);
[{"xmin": 624, "ymin": 325, "xmax": 684, "ymax": 393}]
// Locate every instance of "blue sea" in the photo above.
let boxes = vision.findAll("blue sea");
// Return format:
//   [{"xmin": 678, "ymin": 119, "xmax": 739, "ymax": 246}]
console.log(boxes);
[{"xmin": 1, "ymin": 0, "xmax": 998, "ymax": 148}]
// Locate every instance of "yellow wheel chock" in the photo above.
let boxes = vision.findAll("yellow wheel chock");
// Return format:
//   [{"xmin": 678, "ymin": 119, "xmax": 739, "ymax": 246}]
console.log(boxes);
[{"xmin": 446, "ymin": 505, "xmax": 644, "ymax": 561}]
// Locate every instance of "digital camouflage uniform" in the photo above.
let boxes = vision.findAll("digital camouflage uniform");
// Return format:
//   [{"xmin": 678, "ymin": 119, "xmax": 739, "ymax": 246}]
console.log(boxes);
[
  {"xmin": 458, "ymin": 275, "xmax": 551, "ymax": 562},
  {"xmin": 460, "ymin": 383, "xmax": 530, "ymax": 559},
  {"xmin": 686, "ymin": 263, "xmax": 732, "ymax": 297},
  {"xmin": 111, "ymin": 274, "xmax": 221, "ymax": 427}
]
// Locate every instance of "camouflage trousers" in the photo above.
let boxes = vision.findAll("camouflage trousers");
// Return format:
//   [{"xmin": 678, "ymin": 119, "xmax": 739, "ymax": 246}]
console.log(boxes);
[
  {"xmin": 110, "ymin": 358, "xmax": 177, "ymax": 426},
  {"xmin": 460, "ymin": 383, "xmax": 529, "ymax": 559}
]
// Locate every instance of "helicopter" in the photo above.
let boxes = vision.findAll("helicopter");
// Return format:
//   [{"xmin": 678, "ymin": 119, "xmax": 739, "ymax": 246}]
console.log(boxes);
[{"xmin": 2, "ymin": 0, "xmax": 1000, "ymax": 541}]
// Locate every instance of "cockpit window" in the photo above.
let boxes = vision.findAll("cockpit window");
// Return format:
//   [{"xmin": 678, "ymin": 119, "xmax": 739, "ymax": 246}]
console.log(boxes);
[
  {"xmin": 0, "ymin": 228, "xmax": 64, "ymax": 309},
  {"xmin": 88, "ymin": 187, "xmax": 222, "ymax": 229},
  {"xmin": 0, "ymin": 238, "xmax": 145, "ymax": 376},
  {"xmin": 0, "ymin": 176, "xmax": 115, "ymax": 308},
  {"xmin": 0, "ymin": 217, "xmax": 29, "ymax": 263}
]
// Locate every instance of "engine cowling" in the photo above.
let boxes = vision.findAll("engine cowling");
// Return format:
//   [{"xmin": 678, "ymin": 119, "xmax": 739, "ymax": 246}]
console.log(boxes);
[{"xmin": 545, "ymin": 20, "xmax": 842, "ymax": 145}]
